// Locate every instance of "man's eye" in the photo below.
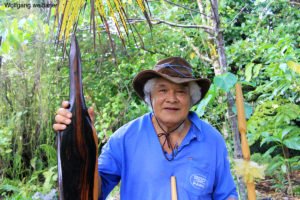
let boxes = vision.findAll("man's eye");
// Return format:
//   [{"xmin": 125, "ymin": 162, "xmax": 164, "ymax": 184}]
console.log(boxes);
[
  {"xmin": 159, "ymin": 89, "xmax": 167, "ymax": 92},
  {"xmin": 177, "ymin": 90, "xmax": 186, "ymax": 94}
]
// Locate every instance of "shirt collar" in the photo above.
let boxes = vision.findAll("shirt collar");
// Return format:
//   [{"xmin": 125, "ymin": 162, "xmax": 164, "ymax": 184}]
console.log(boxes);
[{"xmin": 188, "ymin": 111, "xmax": 202, "ymax": 141}]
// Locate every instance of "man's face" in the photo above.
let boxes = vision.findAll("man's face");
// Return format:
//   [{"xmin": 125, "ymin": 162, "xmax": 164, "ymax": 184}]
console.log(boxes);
[{"xmin": 151, "ymin": 78, "xmax": 191, "ymax": 128}]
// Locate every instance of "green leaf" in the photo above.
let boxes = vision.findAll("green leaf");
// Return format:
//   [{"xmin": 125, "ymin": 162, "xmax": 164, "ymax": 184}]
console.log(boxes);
[
  {"xmin": 42, "ymin": 166, "xmax": 57, "ymax": 193},
  {"xmin": 261, "ymin": 135, "xmax": 281, "ymax": 146},
  {"xmin": 266, "ymin": 159, "xmax": 282, "ymax": 174},
  {"xmin": 213, "ymin": 72, "xmax": 237, "ymax": 92},
  {"xmin": 1, "ymin": 40, "xmax": 10, "ymax": 54},
  {"xmin": 253, "ymin": 64, "xmax": 263, "ymax": 78},
  {"xmin": 287, "ymin": 60, "xmax": 300, "ymax": 74},
  {"xmin": 5, "ymin": 149, "xmax": 12, "ymax": 153},
  {"xmin": 263, "ymin": 145, "xmax": 278, "ymax": 157},
  {"xmin": 239, "ymin": 80, "xmax": 256, "ymax": 87},
  {"xmin": 245, "ymin": 63, "xmax": 254, "ymax": 81},
  {"xmin": 281, "ymin": 126, "xmax": 295, "ymax": 139},
  {"xmin": 0, "ymin": 184, "xmax": 19, "ymax": 192},
  {"xmin": 196, "ymin": 84, "xmax": 216, "ymax": 117},
  {"xmin": 196, "ymin": 94, "xmax": 213, "ymax": 117},
  {"xmin": 281, "ymin": 164, "xmax": 287, "ymax": 173},
  {"xmin": 30, "ymin": 157, "xmax": 37, "ymax": 170},
  {"xmin": 8, "ymin": 34, "xmax": 20, "ymax": 50},
  {"xmin": 283, "ymin": 137, "xmax": 300, "ymax": 150}
]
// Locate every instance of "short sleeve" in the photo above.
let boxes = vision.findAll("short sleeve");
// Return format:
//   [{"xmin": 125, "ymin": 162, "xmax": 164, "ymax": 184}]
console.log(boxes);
[
  {"xmin": 98, "ymin": 134, "xmax": 123, "ymax": 199},
  {"xmin": 213, "ymin": 141, "xmax": 238, "ymax": 200}
]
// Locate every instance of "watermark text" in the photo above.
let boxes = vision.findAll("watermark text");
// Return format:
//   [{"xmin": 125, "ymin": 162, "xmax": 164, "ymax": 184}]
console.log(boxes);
[{"xmin": 4, "ymin": 2, "xmax": 57, "ymax": 9}]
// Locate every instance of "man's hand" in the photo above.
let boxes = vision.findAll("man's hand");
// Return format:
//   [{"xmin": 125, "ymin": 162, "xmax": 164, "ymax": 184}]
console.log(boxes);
[{"xmin": 53, "ymin": 100, "xmax": 95, "ymax": 131}]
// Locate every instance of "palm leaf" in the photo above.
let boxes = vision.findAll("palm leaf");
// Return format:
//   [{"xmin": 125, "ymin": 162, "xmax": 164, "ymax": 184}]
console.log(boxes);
[
  {"xmin": 95, "ymin": 1, "xmax": 117, "ymax": 61},
  {"xmin": 55, "ymin": 0, "xmax": 152, "ymax": 47},
  {"xmin": 107, "ymin": 0, "xmax": 126, "ymax": 47},
  {"xmin": 113, "ymin": 0, "xmax": 129, "ymax": 35},
  {"xmin": 56, "ymin": 0, "xmax": 85, "ymax": 42},
  {"xmin": 136, "ymin": 0, "xmax": 152, "ymax": 29}
]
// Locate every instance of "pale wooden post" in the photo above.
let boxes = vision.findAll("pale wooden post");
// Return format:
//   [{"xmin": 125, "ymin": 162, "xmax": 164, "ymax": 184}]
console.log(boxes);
[
  {"xmin": 235, "ymin": 83, "xmax": 256, "ymax": 200},
  {"xmin": 171, "ymin": 176, "xmax": 178, "ymax": 200}
]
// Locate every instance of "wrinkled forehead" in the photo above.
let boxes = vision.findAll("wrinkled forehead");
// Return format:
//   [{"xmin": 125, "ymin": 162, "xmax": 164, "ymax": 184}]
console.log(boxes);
[{"xmin": 154, "ymin": 78, "xmax": 189, "ymax": 89}]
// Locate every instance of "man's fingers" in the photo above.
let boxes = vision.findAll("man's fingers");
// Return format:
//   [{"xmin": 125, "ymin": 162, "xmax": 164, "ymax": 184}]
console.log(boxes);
[
  {"xmin": 55, "ymin": 114, "xmax": 72, "ymax": 125},
  {"xmin": 57, "ymin": 108, "xmax": 72, "ymax": 118},
  {"xmin": 53, "ymin": 123, "xmax": 67, "ymax": 132},
  {"xmin": 61, "ymin": 101, "xmax": 70, "ymax": 108},
  {"xmin": 54, "ymin": 101, "xmax": 95, "ymax": 133},
  {"xmin": 53, "ymin": 101, "xmax": 71, "ymax": 132}
]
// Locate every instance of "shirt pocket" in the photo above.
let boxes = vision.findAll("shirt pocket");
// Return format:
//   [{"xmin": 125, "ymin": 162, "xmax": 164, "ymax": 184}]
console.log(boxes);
[{"xmin": 184, "ymin": 161, "xmax": 212, "ymax": 198}]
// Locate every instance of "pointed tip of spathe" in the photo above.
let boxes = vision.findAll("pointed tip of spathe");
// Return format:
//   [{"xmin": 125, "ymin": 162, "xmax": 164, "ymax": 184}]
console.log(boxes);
[{"xmin": 69, "ymin": 34, "xmax": 81, "ymax": 66}]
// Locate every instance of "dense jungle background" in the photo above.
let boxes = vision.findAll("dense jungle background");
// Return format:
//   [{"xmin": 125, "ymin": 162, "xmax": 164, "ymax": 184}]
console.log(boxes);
[{"xmin": 0, "ymin": 0, "xmax": 299, "ymax": 199}]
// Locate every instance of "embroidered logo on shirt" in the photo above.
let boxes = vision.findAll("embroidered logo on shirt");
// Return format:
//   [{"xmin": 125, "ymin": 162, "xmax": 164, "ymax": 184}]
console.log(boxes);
[{"xmin": 189, "ymin": 174, "xmax": 207, "ymax": 189}]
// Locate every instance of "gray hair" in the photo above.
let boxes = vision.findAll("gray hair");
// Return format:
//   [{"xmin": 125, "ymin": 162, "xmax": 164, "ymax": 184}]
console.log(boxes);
[{"xmin": 143, "ymin": 78, "xmax": 202, "ymax": 108}]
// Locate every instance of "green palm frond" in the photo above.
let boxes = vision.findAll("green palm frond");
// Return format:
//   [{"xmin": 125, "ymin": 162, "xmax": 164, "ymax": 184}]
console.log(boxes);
[
  {"xmin": 56, "ymin": 0, "xmax": 86, "ymax": 42},
  {"xmin": 55, "ymin": 0, "xmax": 152, "ymax": 46},
  {"xmin": 136, "ymin": 0, "xmax": 152, "ymax": 26},
  {"xmin": 107, "ymin": 0, "xmax": 125, "ymax": 46}
]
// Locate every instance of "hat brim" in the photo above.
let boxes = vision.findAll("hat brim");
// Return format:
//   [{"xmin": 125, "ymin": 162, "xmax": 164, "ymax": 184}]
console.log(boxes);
[{"xmin": 132, "ymin": 70, "xmax": 211, "ymax": 105}]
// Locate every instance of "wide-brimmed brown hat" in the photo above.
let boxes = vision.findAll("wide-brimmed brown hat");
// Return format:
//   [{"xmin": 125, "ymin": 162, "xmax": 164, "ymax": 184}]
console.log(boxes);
[{"xmin": 132, "ymin": 57, "xmax": 211, "ymax": 105}]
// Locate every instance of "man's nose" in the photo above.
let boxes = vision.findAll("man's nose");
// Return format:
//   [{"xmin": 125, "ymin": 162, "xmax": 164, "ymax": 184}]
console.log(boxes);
[{"xmin": 166, "ymin": 91, "xmax": 178, "ymax": 103}]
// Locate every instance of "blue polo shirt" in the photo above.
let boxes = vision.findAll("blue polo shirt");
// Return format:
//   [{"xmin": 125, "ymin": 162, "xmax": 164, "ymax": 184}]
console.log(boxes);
[{"xmin": 98, "ymin": 112, "xmax": 238, "ymax": 200}]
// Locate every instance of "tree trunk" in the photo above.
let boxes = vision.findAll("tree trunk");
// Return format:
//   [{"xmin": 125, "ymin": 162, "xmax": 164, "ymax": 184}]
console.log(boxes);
[
  {"xmin": 209, "ymin": 0, "xmax": 247, "ymax": 199},
  {"xmin": 227, "ymin": 92, "xmax": 246, "ymax": 199}
]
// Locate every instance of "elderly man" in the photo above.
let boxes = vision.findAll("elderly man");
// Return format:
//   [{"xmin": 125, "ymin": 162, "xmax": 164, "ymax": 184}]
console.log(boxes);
[{"xmin": 53, "ymin": 57, "xmax": 238, "ymax": 200}]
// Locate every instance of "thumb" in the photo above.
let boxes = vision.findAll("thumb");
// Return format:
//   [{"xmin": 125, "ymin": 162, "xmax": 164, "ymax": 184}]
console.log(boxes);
[{"xmin": 88, "ymin": 107, "xmax": 95, "ymax": 125}]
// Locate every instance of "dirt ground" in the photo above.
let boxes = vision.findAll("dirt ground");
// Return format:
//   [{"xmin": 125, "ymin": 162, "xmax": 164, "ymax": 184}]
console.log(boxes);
[{"xmin": 256, "ymin": 170, "xmax": 300, "ymax": 200}]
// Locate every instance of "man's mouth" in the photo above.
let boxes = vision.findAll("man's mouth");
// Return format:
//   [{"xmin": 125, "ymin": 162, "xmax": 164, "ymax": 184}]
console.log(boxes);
[{"xmin": 164, "ymin": 107, "xmax": 180, "ymax": 111}]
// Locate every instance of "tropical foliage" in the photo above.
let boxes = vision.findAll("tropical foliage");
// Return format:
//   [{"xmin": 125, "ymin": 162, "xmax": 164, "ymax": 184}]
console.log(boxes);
[{"xmin": 0, "ymin": 0, "xmax": 299, "ymax": 199}]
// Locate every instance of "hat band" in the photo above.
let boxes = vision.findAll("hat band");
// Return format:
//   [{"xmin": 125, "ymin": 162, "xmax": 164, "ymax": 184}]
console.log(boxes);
[{"xmin": 156, "ymin": 64, "xmax": 194, "ymax": 78}]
